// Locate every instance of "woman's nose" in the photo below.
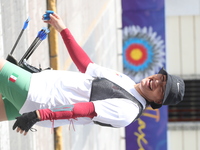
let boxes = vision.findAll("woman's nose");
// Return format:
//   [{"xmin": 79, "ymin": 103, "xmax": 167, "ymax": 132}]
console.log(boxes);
[{"xmin": 156, "ymin": 79, "xmax": 162, "ymax": 86}]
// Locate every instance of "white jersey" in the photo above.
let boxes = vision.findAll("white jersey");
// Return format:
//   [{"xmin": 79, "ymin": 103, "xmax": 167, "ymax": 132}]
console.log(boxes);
[{"xmin": 20, "ymin": 63, "xmax": 147, "ymax": 128}]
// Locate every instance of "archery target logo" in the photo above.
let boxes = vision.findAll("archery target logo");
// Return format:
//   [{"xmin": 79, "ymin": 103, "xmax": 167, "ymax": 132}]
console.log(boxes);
[{"xmin": 123, "ymin": 25, "xmax": 165, "ymax": 83}]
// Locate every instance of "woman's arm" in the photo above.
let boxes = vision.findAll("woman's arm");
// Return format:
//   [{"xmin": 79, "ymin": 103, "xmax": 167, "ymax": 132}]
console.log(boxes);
[
  {"xmin": 43, "ymin": 13, "xmax": 93, "ymax": 73},
  {"xmin": 13, "ymin": 102, "xmax": 97, "ymax": 135},
  {"xmin": 60, "ymin": 29, "xmax": 93, "ymax": 73},
  {"xmin": 38, "ymin": 102, "xmax": 97, "ymax": 121}
]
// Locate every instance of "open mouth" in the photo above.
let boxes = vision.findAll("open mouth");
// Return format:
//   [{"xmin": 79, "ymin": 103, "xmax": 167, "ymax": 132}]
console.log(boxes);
[{"xmin": 149, "ymin": 79, "xmax": 153, "ymax": 90}]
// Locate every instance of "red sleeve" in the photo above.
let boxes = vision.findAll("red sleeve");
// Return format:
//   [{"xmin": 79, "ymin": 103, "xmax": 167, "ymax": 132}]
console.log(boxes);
[
  {"xmin": 38, "ymin": 102, "xmax": 97, "ymax": 121},
  {"xmin": 60, "ymin": 28, "xmax": 93, "ymax": 73}
]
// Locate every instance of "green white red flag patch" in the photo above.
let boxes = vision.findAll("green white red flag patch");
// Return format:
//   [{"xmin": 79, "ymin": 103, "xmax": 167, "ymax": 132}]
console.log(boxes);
[{"xmin": 9, "ymin": 73, "xmax": 18, "ymax": 82}]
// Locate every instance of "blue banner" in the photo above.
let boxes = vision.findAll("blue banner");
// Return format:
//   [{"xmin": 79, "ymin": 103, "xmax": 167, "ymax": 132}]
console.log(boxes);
[
  {"xmin": 122, "ymin": 0, "xmax": 168, "ymax": 150},
  {"xmin": 122, "ymin": 0, "xmax": 166, "ymax": 83},
  {"xmin": 125, "ymin": 106, "xmax": 168, "ymax": 150}
]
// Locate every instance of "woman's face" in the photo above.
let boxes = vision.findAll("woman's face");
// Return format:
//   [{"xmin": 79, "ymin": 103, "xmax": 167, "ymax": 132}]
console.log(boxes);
[{"xmin": 135, "ymin": 74, "xmax": 167, "ymax": 104}]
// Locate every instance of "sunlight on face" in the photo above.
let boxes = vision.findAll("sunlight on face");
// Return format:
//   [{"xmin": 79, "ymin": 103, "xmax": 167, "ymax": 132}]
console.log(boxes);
[{"xmin": 135, "ymin": 74, "xmax": 167, "ymax": 104}]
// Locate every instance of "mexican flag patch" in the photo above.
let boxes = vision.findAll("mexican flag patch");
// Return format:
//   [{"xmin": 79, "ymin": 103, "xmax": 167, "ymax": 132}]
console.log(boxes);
[{"xmin": 9, "ymin": 73, "xmax": 18, "ymax": 82}]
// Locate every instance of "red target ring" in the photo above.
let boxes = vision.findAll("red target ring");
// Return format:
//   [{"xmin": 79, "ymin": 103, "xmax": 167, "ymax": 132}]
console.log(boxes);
[{"xmin": 126, "ymin": 44, "xmax": 147, "ymax": 66}]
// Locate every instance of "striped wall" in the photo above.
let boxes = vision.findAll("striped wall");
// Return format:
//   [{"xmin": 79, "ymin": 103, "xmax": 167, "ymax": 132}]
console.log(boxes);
[
  {"xmin": 166, "ymin": 16, "xmax": 200, "ymax": 77},
  {"xmin": 166, "ymin": 0, "xmax": 200, "ymax": 150}
]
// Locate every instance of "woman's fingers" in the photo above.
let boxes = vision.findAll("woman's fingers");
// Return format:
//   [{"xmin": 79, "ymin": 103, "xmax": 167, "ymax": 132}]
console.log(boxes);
[{"xmin": 16, "ymin": 127, "xmax": 28, "ymax": 136}]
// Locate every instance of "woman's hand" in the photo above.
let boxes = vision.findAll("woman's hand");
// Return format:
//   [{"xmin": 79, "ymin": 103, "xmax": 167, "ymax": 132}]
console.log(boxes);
[
  {"xmin": 43, "ymin": 13, "xmax": 66, "ymax": 33},
  {"xmin": 12, "ymin": 111, "xmax": 40, "ymax": 136}
]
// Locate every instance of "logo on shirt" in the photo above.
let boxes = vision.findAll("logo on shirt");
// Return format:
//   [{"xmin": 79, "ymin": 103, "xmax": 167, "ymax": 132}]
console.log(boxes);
[
  {"xmin": 115, "ymin": 73, "xmax": 123, "ymax": 78},
  {"xmin": 177, "ymin": 82, "xmax": 180, "ymax": 92},
  {"xmin": 9, "ymin": 73, "xmax": 18, "ymax": 82}
]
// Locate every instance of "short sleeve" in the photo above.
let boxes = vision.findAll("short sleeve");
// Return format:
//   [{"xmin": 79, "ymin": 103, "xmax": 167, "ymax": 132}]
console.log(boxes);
[
  {"xmin": 85, "ymin": 63, "xmax": 108, "ymax": 77},
  {"xmin": 92, "ymin": 98, "xmax": 139, "ymax": 127}
]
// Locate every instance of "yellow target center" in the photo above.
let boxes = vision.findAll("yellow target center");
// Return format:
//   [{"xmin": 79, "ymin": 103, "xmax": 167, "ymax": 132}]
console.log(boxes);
[{"xmin": 130, "ymin": 49, "xmax": 142, "ymax": 60}]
